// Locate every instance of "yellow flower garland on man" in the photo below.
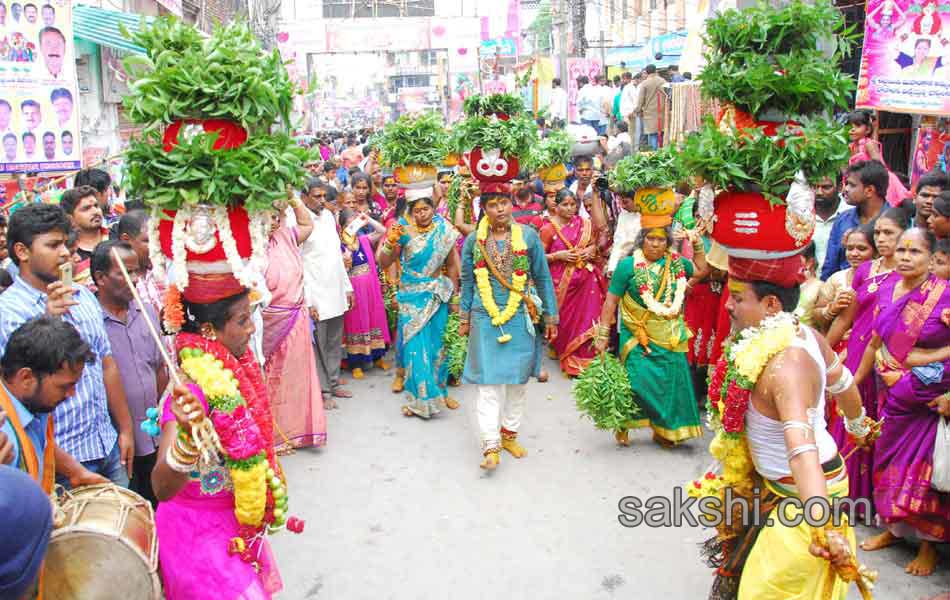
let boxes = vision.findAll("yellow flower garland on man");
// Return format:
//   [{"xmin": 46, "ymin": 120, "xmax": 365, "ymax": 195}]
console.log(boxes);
[
  {"xmin": 473, "ymin": 216, "xmax": 529, "ymax": 332},
  {"xmin": 459, "ymin": 182, "xmax": 559, "ymax": 470}
]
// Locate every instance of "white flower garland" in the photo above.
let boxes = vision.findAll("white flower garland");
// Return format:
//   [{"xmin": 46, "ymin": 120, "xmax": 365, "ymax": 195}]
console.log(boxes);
[
  {"xmin": 633, "ymin": 249, "xmax": 688, "ymax": 318},
  {"xmin": 164, "ymin": 204, "xmax": 274, "ymax": 292},
  {"xmin": 148, "ymin": 207, "xmax": 166, "ymax": 282},
  {"xmin": 171, "ymin": 208, "xmax": 189, "ymax": 291}
]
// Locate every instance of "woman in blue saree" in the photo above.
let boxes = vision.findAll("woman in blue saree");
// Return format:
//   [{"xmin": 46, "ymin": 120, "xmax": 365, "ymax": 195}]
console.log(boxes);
[{"xmin": 377, "ymin": 194, "xmax": 461, "ymax": 418}]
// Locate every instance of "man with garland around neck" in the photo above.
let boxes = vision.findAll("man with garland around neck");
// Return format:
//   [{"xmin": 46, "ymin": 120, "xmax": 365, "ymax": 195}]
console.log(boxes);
[
  {"xmin": 701, "ymin": 254, "xmax": 878, "ymax": 600},
  {"xmin": 458, "ymin": 183, "xmax": 559, "ymax": 470}
]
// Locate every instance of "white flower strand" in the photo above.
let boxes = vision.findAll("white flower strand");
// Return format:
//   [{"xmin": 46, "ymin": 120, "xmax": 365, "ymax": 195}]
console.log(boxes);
[
  {"xmin": 171, "ymin": 208, "xmax": 190, "ymax": 291},
  {"xmin": 634, "ymin": 250, "xmax": 688, "ymax": 318},
  {"xmin": 148, "ymin": 207, "xmax": 166, "ymax": 283},
  {"xmin": 215, "ymin": 205, "xmax": 254, "ymax": 288}
]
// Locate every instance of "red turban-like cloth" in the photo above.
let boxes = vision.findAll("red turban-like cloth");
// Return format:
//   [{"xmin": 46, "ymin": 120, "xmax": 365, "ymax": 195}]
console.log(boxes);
[
  {"xmin": 479, "ymin": 182, "xmax": 512, "ymax": 198},
  {"xmin": 728, "ymin": 255, "xmax": 806, "ymax": 288},
  {"xmin": 181, "ymin": 273, "xmax": 246, "ymax": 304}
]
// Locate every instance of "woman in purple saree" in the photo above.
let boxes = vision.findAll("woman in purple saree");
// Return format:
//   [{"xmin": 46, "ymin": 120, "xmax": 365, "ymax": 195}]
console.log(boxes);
[
  {"xmin": 828, "ymin": 207, "xmax": 907, "ymax": 519},
  {"xmin": 856, "ymin": 228, "xmax": 950, "ymax": 577}
]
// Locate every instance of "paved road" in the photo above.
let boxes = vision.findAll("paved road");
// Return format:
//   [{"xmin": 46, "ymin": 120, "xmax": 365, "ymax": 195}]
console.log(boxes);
[{"xmin": 271, "ymin": 357, "xmax": 950, "ymax": 600}]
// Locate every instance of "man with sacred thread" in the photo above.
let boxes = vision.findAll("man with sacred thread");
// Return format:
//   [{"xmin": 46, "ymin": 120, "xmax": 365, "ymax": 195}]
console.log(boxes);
[
  {"xmin": 692, "ymin": 254, "xmax": 880, "ymax": 600},
  {"xmin": 458, "ymin": 182, "xmax": 559, "ymax": 470}
]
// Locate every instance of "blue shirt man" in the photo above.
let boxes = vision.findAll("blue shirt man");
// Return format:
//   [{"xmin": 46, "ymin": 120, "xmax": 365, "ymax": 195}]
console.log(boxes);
[
  {"xmin": 0, "ymin": 382, "xmax": 50, "ymax": 482},
  {"xmin": 820, "ymin": 161, "xmax": 888, "ymax": 280},
  {"xmin": 0, "ymin": 204, "xmax": 133, "ymax": 487},
  {"xmin": 0, "ymin": 316, "xmax": 103, "ymax": 490}
]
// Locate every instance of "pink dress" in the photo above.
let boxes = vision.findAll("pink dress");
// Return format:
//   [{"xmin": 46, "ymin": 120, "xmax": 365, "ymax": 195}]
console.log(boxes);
[
  {"xmin": 342, "ymin": 234, "xmax": 392, "ymax": 363},
  {"xmin": 540, "ymin": 216, "xmax": 609, "ymax": 376},
  {"xmin": 849, "ymin": 138, "xmax": 910, "ymax": 207},
  {"xmin": 263, "ymin": 226, "xmax": 327, "ymax": 449},
  {"xmin": 156, "ymin": 386, "xmax": 282, "ymax": 599}
]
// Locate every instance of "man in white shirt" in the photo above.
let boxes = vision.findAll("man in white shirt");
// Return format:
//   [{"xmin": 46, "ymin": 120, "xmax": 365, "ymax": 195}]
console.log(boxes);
[
  {"xmin": 811, "ymin": 176, "xmax": 849, "ymax": 270},
  {"xmin": 576, "ymin": 75, "xmax": 606, "ymax": 135},
  {"xmin": 548, "ymin": 78, "xmax": 568, "ymax": 128},
  {"xmin": 620, "ymin": 72, "xmax": 641, "ymax": 148},
  {"xmin": 300, "ymin": 180, "xmax": 354, "ymax": 408},
  {"xmin": 607, "ymin": 191, "xmax": 642, "ymax": 276}
]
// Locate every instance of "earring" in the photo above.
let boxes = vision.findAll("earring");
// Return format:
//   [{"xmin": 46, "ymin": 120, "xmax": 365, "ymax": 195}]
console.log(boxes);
[{"xmin": 201, "ymin": 324, "xmax": 217, "ymax": 341}]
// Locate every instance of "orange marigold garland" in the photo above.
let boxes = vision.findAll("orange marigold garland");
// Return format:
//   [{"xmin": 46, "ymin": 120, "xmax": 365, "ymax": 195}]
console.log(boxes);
[{"xmin": 163, "ymin": 284, "xmax": 185, "ymax": 333}]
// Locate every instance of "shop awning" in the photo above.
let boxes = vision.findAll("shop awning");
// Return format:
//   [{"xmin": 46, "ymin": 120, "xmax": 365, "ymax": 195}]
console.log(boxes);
[{"xmin": 73, "ymin": 4, "xmax": 154, "ymax": 55}]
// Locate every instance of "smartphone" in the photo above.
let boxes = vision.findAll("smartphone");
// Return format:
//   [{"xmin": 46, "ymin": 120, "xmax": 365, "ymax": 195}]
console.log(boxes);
[
  {"xmin": 59, "ymin": 262, "xmax": 73, "ymax": 288},
  {"xmin": 344, "ymin": 217, "xmax": 364, "ymax": 237}
]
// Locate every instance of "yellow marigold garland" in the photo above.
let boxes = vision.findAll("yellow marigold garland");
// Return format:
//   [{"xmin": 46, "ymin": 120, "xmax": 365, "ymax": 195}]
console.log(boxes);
[
  {"xmin": 473, "ymin": 217, "xmax": 529, "ymax": 328},
  {"xmin": 686, "ymin": 312, "xmax": 799, "ymax": 528}
]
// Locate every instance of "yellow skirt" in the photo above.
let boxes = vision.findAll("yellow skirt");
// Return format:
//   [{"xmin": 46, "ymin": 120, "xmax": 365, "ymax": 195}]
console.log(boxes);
[{"xmin": 738, "ymin": 478, "xmax": 856, "ymax": 600}]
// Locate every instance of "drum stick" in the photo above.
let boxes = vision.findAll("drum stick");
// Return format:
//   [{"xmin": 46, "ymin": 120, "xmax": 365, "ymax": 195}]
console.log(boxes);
[{"xmin": 110, "ymin": 247, "xmax": 183, "ymax": 387}]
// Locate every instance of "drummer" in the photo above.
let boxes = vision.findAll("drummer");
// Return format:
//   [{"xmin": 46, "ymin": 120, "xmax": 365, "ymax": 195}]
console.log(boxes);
[{"xmin": 0, "ymin": 317, "xmax": 109, "ymax": 492}]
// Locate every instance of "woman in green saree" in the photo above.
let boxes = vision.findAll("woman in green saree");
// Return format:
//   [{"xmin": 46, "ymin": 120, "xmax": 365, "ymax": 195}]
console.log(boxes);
[{"xmin": 594, "ymin": 225, "xmax": 709, "ymax": 447}]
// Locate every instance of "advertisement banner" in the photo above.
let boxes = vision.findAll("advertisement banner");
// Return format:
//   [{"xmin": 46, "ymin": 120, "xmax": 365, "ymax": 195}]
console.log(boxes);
[
  {"xmin": 0, "ymin": 0, "xmax": 81, "ymax": 173},
  {"xmin": 855, "ymin": 0, "xmax": 950, "ymax": 116}
]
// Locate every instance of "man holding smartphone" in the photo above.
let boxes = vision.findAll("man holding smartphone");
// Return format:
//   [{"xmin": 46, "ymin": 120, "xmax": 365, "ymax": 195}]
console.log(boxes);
[{"xmin": 0, "ymin": 204, "xmax": 135, "ymax": 488}]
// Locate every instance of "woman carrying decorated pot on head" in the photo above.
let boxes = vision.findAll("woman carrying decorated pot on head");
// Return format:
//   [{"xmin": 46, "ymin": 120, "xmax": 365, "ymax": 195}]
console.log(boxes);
[
  {"xmin": 122, "ymin": 18, "xmax": 312, "ymax": 599},
  {"xmin": 593, "ymin": 181, "xmax": 709, "ymax": 448}
]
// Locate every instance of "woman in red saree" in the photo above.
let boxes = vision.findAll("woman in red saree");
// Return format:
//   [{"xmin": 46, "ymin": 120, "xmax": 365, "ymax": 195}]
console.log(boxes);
[
  {"xmin": 855, "ymin": 228, "xmax": 950, "ymax": 577},
  {"xmin": 540, "ymin": 188, "xmax": 609, "ymax": 376}
]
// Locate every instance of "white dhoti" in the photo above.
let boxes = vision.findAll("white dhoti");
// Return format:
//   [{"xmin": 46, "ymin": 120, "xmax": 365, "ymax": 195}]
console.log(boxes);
[{"xmin": 477, "ymin": 384, "xmax": 527, "ymax": 452}]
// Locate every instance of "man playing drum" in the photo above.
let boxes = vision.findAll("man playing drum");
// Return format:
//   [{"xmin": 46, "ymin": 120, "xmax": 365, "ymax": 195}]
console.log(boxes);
[{"xmin": 0, "ymin": 317, "xmax": 109, "ymax": 492}]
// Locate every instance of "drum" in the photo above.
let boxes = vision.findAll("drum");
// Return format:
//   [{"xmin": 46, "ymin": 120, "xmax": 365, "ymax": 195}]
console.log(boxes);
[{"xmin": 42, "ymin": 484, "xmax": 161, "ymax": 600}]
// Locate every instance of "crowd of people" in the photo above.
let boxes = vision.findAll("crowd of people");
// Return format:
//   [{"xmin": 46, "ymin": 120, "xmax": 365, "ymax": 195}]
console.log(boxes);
[{"xmin": 0, "ymin": 99, "xmax": 948, "ymax": 598}]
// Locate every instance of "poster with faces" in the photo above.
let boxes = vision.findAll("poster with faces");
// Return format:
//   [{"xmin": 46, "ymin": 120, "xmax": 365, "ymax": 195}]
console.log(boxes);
[{"xmin": 0, "ymin": 0, "xmax": 81, "ymax": 172}]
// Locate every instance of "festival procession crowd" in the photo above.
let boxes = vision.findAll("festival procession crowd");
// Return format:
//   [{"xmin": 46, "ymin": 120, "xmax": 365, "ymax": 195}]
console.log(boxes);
[{"xmin": 0, "ymin": 2, "xmax": 949, "ymax": 599}]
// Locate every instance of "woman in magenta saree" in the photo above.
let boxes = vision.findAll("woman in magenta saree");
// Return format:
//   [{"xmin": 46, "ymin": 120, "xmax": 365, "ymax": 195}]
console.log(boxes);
[
  {"xmin": 857, "ymin": 229, "xmax": 950, "ymax": 576},
  {"xmin": 540, "ymin": 189, "xmax": 608, "ymax": 376},
  {"xmin": 263, "ymin": 208, "xmax": 327, "ymax": 451},
  {"xmin": 827, "ymin": 209, "xmax": 906, "ymax": 519}
]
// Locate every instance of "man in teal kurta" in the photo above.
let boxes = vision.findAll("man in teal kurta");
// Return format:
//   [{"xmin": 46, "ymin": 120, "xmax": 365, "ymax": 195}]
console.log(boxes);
[{"xmin": 459, "ymin": 184, "xmax": 558, "ymax": 470}]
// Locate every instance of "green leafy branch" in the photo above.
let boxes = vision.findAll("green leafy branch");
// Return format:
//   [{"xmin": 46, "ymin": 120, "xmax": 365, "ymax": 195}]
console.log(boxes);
[
  {"xmin": 699, "ymin": 0, "xmax": 856, "ymax": 117},
  {"xmin": 608, "ymin": 148, "xmax": 682, "ymax": 194},
  {"xmin": 524, "ymin": 130, "xmax": 574, "ymax": 172},
  {"xmin": 122, "ymin": 18, "xmax": 295, "ymax": 133},
  {"xmin": 462, "ymin": 93, "xmax": 526, "ymax": 118},
  {"xmin": 678, "ymin": 117, "xmax": 850, "ymax": 204},
  {"xmin": 573, "ymin": 353, "xmax": 641, "ymax": 432},
  {"xmin": 448, "ymin": 114, "xmax": 537, "ymax": 160},
  {"xmin": 124, "ymin": 128, "xmax": 315, "ymax": 213},
  {"xmin": 378, "ymin": 111, "xmax": 448, "ymax": 169}
]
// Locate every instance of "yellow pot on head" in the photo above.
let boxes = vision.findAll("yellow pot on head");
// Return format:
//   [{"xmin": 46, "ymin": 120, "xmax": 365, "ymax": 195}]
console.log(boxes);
[
  {"xmin": 394, "ymin": 164, "xmax": 438, "ymax": 189},
  {"xmin": 634, "ymin": 187, "xmax": 676, "ymax": 228},
  {"xmin": 538, "ymin": 163, "xmax": 568, "ymax": 185},
  {"xmin": 444, "ymin": 153, "xmax": 460, "ymax": 167}
]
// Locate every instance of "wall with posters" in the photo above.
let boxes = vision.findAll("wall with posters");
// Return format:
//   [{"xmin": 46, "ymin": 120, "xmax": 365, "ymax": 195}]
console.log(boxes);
[
  {"xmin": 0, "ymin": 0, "xmax": 83, "ymax": 172},
  {"xmin": 74, "ymin": 38, "xmax": 120, "ymax": 161},
  {"xmin": 856, "ymin": 0, "xmax": 950, "ymax": 116}
]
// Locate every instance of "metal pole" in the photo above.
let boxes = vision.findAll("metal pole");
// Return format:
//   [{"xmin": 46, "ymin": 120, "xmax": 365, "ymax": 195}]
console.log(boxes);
[
  {"xmin": 599, "ymin": 30, "xmax": 606, "ymax": 79},
  {"xmin": 557, "ymin": 0, "xmax": 568, "ymax": 83}
]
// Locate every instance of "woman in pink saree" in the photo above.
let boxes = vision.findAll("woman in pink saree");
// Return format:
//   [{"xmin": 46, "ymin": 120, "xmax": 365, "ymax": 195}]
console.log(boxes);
[
  {"xmin": 855, "ymin": 228, "xmax": 950, "ymax": 577},
  {"xmin": 263, "ymin": 201, "xmax": 327, "ymax": 451},
  {"xmin": 540, "ymin": 188, "xmax": 609, "ymax": 376}
]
